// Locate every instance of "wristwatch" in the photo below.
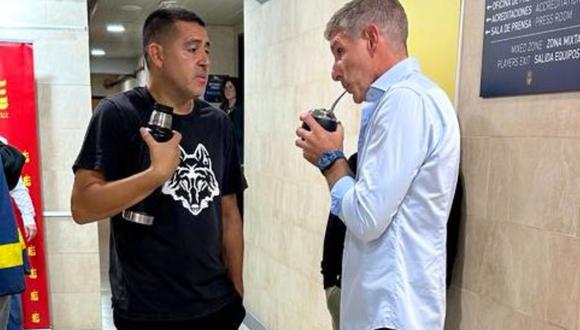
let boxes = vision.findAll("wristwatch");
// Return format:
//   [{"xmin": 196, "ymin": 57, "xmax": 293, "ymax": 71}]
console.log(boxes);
[{"xmin": 317, "ymin": 150, "xmax": 346, "ymax": 173}]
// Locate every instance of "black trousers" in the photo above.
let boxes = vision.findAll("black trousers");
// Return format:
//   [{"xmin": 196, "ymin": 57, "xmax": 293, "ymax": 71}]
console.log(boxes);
[{"xmin": 113, "ymin": 300, "xmax": 246, "ymax": 330}]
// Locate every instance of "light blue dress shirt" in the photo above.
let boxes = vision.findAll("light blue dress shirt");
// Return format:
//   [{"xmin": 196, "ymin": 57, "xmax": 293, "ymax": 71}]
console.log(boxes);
[{"xmin": 330, "ymin": 58, "xmax": 460, "ymax": 330}]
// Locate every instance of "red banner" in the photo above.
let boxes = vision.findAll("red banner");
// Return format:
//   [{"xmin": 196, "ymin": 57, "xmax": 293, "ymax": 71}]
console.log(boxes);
[{"xmin": 0, "ymin": 42, "xmax": 51, "ymax": 329}]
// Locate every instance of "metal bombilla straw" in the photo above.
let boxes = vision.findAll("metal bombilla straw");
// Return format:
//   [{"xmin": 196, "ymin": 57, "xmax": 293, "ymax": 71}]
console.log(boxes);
[{"xmin": 328, "ymin": 90, "xmax": 347, "ymax": 116}]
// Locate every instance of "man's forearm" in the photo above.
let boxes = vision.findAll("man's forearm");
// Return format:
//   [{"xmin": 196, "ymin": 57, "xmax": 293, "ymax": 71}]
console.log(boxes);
[
  {"xmin": 71, "ymin": 168, "xmax": 166, "ymax": 224},
  {"xmin": 324, "ymin": 158, "xmax": 353, "ymax": 190}
]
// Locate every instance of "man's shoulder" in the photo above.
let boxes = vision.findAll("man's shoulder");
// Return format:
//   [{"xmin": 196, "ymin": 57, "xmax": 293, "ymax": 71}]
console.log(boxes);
[
  {"xmin": 393, "ymin": 71, "xmax": 446, "ymax": 97},
  {"xmin": 195, "ymin": 99, "xmax": 233, "ymax": 132},
  {"xmin": 92, "ymin": 87, "xmax": 151, "ymax": 126},
  {"xmin": 105, "ymin": 87, "xmax": 150, "ymax": 111},
  {"xmin": 386, "ymin": 74, "xmax": 456, "ymax": 127},
  {"xmin": 196, "ymin": 99, "xmax": 228, "ymax": 119},
  {"xmin": 383, "ymin": 74, "xmax": 451, "ymax": 113}
]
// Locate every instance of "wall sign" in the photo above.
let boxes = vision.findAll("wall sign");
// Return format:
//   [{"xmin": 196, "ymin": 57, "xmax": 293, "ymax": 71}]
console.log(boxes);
[
  {"xmin": 480, "ymin": 0, "xmax": 580, "ymax": 97},
  {"xmin": 204, "ymin": 74, "xmax": 229, "ymax": 103}
]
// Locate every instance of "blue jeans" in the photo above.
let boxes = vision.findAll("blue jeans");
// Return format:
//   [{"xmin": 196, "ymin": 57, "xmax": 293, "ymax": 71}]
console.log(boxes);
[{"xmin": 7, "ymin": 294, "xmax": 22, "ymax": 330}]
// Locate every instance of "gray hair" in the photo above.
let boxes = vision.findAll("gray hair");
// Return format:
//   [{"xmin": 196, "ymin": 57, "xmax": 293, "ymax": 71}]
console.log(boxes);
[{"xmin": 324, "ymin": 0, "xmax": 408, "ymax": 52}]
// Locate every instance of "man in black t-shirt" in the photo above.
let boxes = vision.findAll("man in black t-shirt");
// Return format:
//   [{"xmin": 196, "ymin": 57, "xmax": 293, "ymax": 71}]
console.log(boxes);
[{"xmin": 71, "ymin": 8, "xmax": 245, "ymax": 330}]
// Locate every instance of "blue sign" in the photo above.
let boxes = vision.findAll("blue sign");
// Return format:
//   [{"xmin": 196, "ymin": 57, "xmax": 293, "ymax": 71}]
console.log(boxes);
[
  {"xmin": 481, "ymin": 0, "xmax": 580, "ymax": 97},
  {"xmin": 204, "ymin": 74, "xmax": 229, "ymax": 103}
]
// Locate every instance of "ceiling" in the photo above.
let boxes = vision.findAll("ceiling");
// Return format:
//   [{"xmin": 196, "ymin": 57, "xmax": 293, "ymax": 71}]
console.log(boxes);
[{"xmin": 89, "ymin": 0, "xmax": 243, "ymax": 59}]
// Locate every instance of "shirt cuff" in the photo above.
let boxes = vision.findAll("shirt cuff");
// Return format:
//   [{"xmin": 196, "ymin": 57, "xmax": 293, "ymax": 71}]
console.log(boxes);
[{"xmin": 330, "ymin": 176, "xmax": 356, "ymax": 216}]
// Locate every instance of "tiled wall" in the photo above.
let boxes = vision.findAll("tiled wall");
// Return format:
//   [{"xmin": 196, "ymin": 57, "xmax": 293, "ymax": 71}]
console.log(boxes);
[
  {"xmin": 243, "ymin": 0, "xmax": 361, "ymax": 328},
  {"xmin": 245, "ymin": 0, "xmax": 580, "ymax": 329},
  {"xmin": 207, "ymin": 25, "xmax": 239, "ymax": 77},
  {"xmin": 446, "ymin": 1, "xmax": 580, "ymax": 329},
  {"xmin": 0, "ymin": 1, "xmax": 100, "ymax": 329}
]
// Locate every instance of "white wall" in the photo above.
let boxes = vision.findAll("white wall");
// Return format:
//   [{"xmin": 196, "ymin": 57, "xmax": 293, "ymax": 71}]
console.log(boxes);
[{"xmin": 208, "ymin": 25, "xmax": 239, "ymax": 77}]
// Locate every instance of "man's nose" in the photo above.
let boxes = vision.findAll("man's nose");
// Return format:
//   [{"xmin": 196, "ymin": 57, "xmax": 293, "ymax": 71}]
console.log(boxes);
[
  {"xmin": 199, "ymin": 51, "xmax": 209, "ymax": 67},
  {"xmin": 331, "ymin": 63, "xmax": 341, "ymax": 81}
]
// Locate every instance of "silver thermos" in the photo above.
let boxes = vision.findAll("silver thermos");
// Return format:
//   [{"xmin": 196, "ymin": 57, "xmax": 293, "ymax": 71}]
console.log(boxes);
[{"xmin": 122, "ymin": 103, "xmax": 174, "ymax": 225}]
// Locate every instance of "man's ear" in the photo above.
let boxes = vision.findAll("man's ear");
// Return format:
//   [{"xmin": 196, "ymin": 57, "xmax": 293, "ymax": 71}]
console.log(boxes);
[
  {"xmin": 146, "ymin": 43, "xmax": 164, "ymax": 69},
  {"xmin": 363, "ymin": 24, "xmax": 381, "ymax": 56}
]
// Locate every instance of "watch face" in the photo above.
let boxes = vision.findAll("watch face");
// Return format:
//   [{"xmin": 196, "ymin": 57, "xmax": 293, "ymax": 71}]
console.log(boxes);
[
  {"xmin": 318, "ymin": 151, "xmax": 341, "ymax": 171},
  {"xmin": 317, "ymin": 153, "xmax": 330, "ymax": 169}
]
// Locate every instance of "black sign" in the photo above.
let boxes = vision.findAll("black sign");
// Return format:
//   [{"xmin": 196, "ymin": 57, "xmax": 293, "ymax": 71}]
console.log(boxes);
[{"xmin": 481, "ymin": 0, "xmax": 580, "ymax": 97}]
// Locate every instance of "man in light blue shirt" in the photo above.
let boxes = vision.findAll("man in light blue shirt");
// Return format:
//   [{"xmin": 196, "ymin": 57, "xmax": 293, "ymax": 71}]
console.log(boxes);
[{"xmin": 295, "ymin": 0, "xmax": 460, "ymax": 329}]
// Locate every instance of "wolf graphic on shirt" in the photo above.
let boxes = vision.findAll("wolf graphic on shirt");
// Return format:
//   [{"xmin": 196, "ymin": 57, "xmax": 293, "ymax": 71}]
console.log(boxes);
[{"xmin": 162, "ymin": 144, "xmax": 220, "ymax": 216}]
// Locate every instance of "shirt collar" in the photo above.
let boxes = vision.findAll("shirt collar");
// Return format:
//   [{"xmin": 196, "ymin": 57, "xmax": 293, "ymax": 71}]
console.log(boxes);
[{"xmin": 365, "ymin": 57, "xmax": 421, "ymax": 102}]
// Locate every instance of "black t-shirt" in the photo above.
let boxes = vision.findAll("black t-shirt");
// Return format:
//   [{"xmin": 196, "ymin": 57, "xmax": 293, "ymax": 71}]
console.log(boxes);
[{"xmin": 73, "ymin": 87, "xmax": 245, "ymax": 321}]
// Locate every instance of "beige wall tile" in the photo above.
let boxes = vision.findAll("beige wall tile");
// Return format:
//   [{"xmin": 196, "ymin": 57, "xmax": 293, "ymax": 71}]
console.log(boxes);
[
  {"xmin": 459, "ymin": 92, "xmax": 580, "ymax": 138},
  {"xmin": 41, "ymin": 169, "xmax": 74, "ymax": 210},
  {"xmin": 477, "ymin": 222, "xmax": 549, "ymax": 319},
  {"xmin": 452, "ymin": 217, "xmax": 494, "ymax": 295},
  {"xmin": 207, "ymin": 26, "xmax": 237, "ymax": 76},
  {"xmin": 293, "ymin": 0, "xmax": 337, "ymax": 36},
  {"xmin": 50, "ymin": 293, "xmax": 101, "ymax": 329},
  {"xmin": 34, "ymin": 35, "xmax": 91, "ymax": 85},
  {"xmin": 262, "ymin": 0, "xmax": 296, "ymax": 45},
  {"xmin": 37, "ymin": 83, "xmax": 92, "ymax": 131},
  {"xmin": 457, "ymin": 0, "xmax": 485, "ymax": 76},
  {"xmin": 45, "ymin": 217, "xmax": 99, "ymax": 254},
  {"xmin": 39, "ymin": 128, "xmax": 88, "ymax": 173},
  {"xmin": 577, "ymin": 302, "xmax": 580, "ymax": 330},
  {"xmin": 446, "ymin": 288, "xmax": 565, "ymax": 330},
  {"xmin": 487, "ymin": 138, "xmax": 580, "ymax": 235},
  {"xmin": 486, "ymin": 97, "xmax": 580, "ymax": 138},
  {"xmin": 465, "ymin": 221, "xmax": 580, "ymax": 328},
  {"xmin": 47, "ymin": 253, "xmax": 100, "ymax": 294},
  {"xmin": 545, "ymin": 236, "xmax": 580, "ymax": 329},
  {"xmin": 461, "ymin": 137, "xmax": 490, "ymax": 218}
]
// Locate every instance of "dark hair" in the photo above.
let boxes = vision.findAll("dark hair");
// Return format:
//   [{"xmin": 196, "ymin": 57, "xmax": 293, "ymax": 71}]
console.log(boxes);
[
  {"xmin": 142, "ymin": 7, "xmax": 206, "ymax": 65},
  {"xmin": 219, "ymin": 77, "xmax": 241, "ymax": 110}
]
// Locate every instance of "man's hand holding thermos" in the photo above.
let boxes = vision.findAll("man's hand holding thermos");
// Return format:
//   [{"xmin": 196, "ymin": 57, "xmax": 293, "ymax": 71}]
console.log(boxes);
[
  {"xmin": 122, "ymin": 103, "xmax": 181, "ymax": 225},
  {"xmin": 140, "ymin": 127, "xmax": 181, "ymax": 185}
]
